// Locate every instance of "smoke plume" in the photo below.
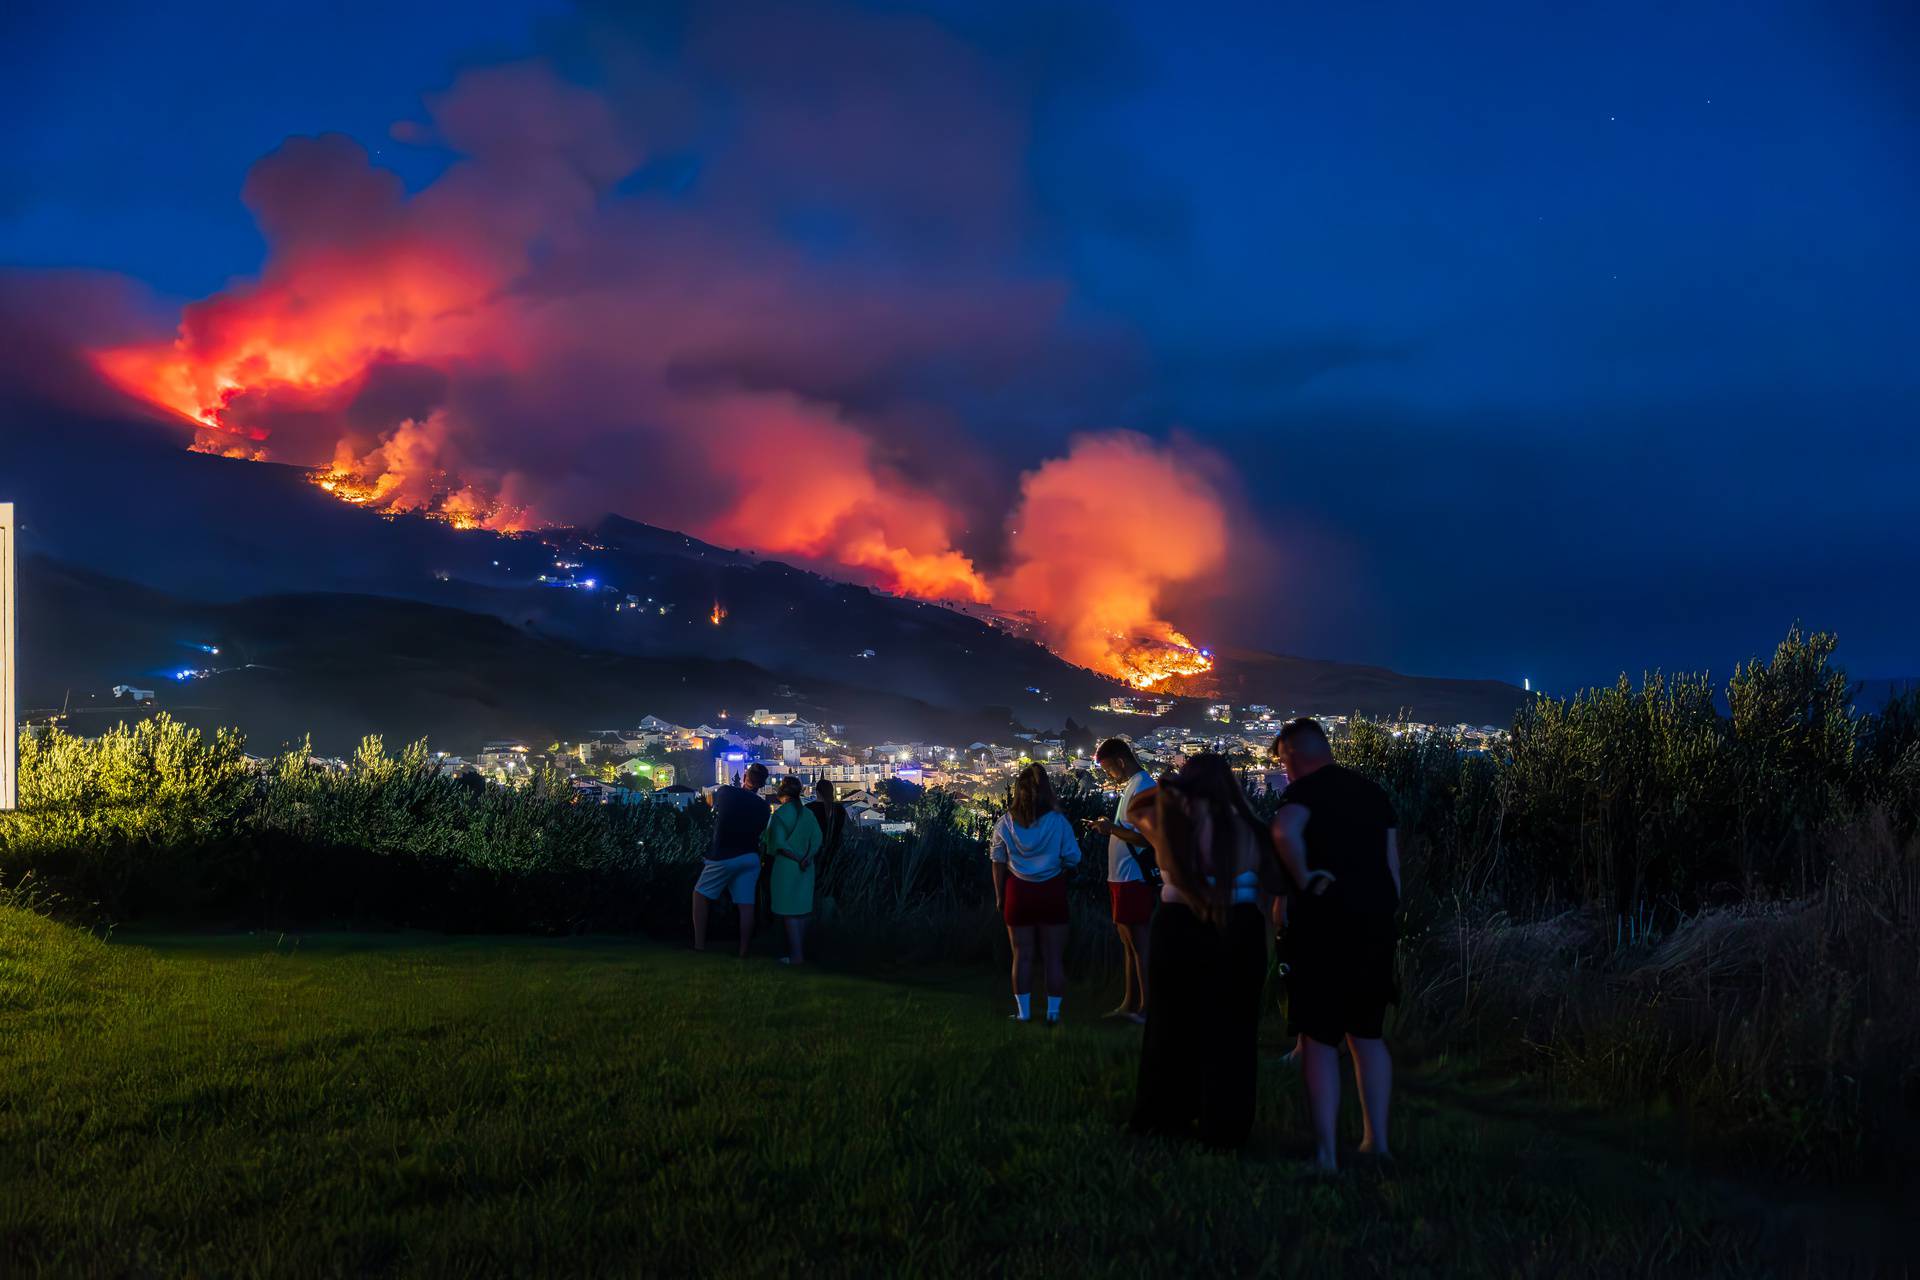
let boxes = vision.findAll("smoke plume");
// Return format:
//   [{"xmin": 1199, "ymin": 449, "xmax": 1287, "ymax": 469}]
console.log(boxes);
[
  {"xmin": 999, "ymin": 433, "xmax": 1229, "ymax": 686},
  {"xmin": 84, "ymin": 10, "xmax": 1239, "ymax": 685}
]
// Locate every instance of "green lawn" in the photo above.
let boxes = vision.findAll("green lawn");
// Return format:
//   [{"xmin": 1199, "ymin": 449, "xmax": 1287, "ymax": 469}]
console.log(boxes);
[{"xmin": 0, "ymin": 906, "xmax": 1880, "ymax": 1276}]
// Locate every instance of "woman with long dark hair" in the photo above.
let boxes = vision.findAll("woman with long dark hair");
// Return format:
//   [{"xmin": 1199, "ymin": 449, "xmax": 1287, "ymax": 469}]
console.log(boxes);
[
  {"xmin": 988, "ymin": 763, "xmax": 1081, "ymax": 1025},
  {"xmin": 1126, "ymin": 752, "xmax": 1280, "ymax": 1147}
]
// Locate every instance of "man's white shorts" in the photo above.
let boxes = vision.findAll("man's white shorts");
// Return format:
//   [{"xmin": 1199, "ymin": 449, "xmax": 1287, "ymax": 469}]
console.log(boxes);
[{"xmin": 695, "ymin": 852, "xmax": 760, "ymax": 903}]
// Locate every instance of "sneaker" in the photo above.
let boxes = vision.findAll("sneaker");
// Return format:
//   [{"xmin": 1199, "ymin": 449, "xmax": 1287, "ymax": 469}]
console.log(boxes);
[{"xmin": 1009, "ymin": 1014, "xmax": 1031, "ymax": 1023}]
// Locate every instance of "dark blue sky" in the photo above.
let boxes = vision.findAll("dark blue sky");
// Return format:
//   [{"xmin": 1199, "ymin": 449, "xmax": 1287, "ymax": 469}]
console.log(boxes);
[{"xmin": 4, "ymin": 0, "xmax": 1916, "ymax": 689}]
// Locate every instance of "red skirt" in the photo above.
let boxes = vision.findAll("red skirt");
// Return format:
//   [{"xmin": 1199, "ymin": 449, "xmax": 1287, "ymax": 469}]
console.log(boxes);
[
  {"xmin": 1002, "ymin": 873, "xmax": 1069, "ymax": 927},
  {"xmin": 1109, "ymin": 880, "xmax": 1157, "ymax": 926}
]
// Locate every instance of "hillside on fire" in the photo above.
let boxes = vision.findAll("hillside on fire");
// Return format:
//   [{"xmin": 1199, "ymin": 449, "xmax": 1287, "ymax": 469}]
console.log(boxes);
[{"xmin": 0, "ymin": 398, "xmax": 1526, "ymax": 746}]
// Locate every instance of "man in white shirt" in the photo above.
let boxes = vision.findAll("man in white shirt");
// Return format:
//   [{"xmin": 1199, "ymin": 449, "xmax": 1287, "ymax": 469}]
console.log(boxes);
[{"xmin": 1089, "ymin": 737, "xmax": 1157, "ymax": 1023}]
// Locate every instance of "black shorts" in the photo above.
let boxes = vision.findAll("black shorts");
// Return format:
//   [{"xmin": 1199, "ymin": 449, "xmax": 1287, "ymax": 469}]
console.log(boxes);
[{"xmin": 1282, "ymin": 915, "xmax": 1397, "ymax": 1046}]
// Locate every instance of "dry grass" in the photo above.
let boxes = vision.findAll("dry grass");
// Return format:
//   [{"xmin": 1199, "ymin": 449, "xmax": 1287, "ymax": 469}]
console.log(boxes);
[{"xmin": 1392, "ymin": 811, "xmax": 1920, "ymax": 1178}]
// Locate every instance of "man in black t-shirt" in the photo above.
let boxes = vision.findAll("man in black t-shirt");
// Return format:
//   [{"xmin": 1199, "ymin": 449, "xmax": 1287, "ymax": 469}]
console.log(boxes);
[
  {"xmin": 693, "ymin": 763, "xmax": 771, "ymax": 956},
  {"xmin": 1270, "ymin": 718, "xmax": 1401, "ymax": 1172}
]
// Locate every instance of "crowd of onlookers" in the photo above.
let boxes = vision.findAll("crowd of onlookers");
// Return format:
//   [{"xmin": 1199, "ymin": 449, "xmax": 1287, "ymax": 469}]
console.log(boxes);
[{"xmin": 689, "ymin": 717, "xmax": 1402, "ymax": 1171}]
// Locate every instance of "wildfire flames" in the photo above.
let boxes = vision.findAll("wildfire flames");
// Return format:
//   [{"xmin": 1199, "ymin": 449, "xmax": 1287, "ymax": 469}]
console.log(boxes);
[
  {"xmin": 88, "ymin": 63, "xmax": 1230, "ymax": 691},
  {"xmin": 710, "ymin": 601, "xmax": 728, "ymax": 626},
  {"xmin": 996, "ymin": 433, "xmax": 1229, "ymax": 690},
  {"xmin": 1113, "ymin": 634, "xmax": 1216, "ymax": 691}
]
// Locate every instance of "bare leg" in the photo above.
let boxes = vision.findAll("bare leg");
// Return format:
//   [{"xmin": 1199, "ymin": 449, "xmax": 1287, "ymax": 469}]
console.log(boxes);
[
  {"xmin": 784, "ymin": 915, "xmax": 809, "ymax": 964},
  {"xmin": 1349, "ymin": 1036, "xmax": 1393, "ymax": 1155},
  {"xmin": 1109, "ymin": 924, "xmax": 1139, "ymax": 1016},
  {"xmin": 691, "ymin": 892, "xmax": 711, "ymax": 951},
  {"xmin": 1041, "ymin": 923, "xmax": 1069, "ymax": 1009},
  {"xmin": 735, "ymin": 904, "xmax": 754, "ymax": 958},
  {"xmin": 1301, "ymin": 1036, "xmax": 1343, "ymax": 1171},
  {"xmin": 1009, "ymin": 926, "xmax": 1035, "ymax": 1008}
]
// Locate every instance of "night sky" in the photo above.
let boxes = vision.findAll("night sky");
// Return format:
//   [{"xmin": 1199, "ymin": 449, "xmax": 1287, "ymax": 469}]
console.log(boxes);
[{"xmin": 4, "ymin": 0, "xmax": 1916, "ymax": 691}]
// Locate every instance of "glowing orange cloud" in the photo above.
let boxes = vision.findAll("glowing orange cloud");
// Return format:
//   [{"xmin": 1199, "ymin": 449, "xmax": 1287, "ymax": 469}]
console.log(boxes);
[
  {"xmin": 995, "ymin": 433, "xmax": 1228, "ymax": 689},
  {"xmin": 86, "ymin": 62, "xmax": 1232, "ymax": 686}
]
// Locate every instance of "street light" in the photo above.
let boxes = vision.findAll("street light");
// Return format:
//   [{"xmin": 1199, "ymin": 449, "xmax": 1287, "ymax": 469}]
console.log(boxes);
[{"xmin": 1, "ymin": 503, "xmax": 15, "ymax": 811}]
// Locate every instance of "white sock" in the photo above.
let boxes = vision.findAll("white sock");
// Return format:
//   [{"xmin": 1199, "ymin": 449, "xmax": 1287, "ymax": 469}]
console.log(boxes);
[
  {"xmin": 1046, "ymin": 996, "xmax": 1062, "ymax": 1020},
  {"xmin": 1014, "ymin": 993, "xmax": 1031, "ymax": 1020}
]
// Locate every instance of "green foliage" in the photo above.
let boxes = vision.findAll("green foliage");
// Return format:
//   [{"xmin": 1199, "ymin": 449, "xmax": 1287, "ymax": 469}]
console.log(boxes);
[
  {"xmin": 1, "ymin": 717, "xmax": 256, "ymax": 917},
  {"xmin": 1364, "ymin": 625, "xmax": 1919, "ymax": 916},
  {"xmin": 0, "ymin": 718, "xmax": 714, "ymax": 932}
]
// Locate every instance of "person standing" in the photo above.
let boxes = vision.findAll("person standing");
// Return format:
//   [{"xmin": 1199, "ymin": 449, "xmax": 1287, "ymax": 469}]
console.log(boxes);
[
  {"xmin": 805, "ymin": 778, "xmax": 848, "ymax": 879},
  {"xmin": 1089, "ymin": 738, "xmax": 1157, "ymax": 1023},
  {"xmin": 765, "ymin": 776, "xmax": 825, "ymax": 965},
  {"xmin": 693, "ymin": 762, "xmax": 771, "ymax": 957},
  {"xmin": 988, "ymin": 763, "xmax": 1080, "ymax": 1025},
  {"xmin": 1126, "ymin": 753, "xmax": 1275, "ymax": 1149},
  {"xmin": 1269, "ymin": 718, "xmax": 1401, "ymax": 1171}
]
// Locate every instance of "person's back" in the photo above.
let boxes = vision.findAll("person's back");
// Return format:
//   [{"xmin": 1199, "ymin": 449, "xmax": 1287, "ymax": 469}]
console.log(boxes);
[
  {"xmin": 1123, "ymin": 754, "xmax": 1272, "ymax": 1149},
  {"xmin": 989, "ymin": 809, "xmax": 1079, "ymax": 882},
  {"xmin": 1270, "ymin": 720, "xmax": 1400, "ymax": 1172},
  {"xmin": 989, "ymin": 764, "xmax": 1079, "ymax": 1026},
  {"xmin": 806, "ymin": 797, "xmax": 847, "ymax": 859},
  {"xmin": 693, "ymin": 765, "xmax": 773, "ymax": 957},
  {"xmin": 1280, "ymin": 763, "xmax": 1397, "ymax": 923},
  {"xmin": 711, "ymin": 783, "xmax": 772, "ymax": 860}
]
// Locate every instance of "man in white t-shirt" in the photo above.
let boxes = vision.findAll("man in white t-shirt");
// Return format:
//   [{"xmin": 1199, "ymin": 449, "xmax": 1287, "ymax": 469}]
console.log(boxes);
[{"xmin": 1089, "ymin": 737, "xmax": 1157, "ymax": 1023}]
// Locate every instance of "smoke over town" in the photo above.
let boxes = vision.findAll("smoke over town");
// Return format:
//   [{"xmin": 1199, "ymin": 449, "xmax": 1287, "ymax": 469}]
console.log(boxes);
[{"xmin": 87, "ymin": 14, "xmax": 1243, "ymax": 686}]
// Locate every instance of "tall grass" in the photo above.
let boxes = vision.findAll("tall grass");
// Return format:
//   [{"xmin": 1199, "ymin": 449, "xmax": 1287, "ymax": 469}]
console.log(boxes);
[{"xmin": 1354, "ymin": 628, "xmax": 1920, "ymax": 1178}]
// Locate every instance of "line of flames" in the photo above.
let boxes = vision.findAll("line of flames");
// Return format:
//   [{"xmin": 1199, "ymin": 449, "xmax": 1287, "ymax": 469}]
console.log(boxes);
[{"xmin": 304, "ymin": 466, "xmax": 1212, "ymax": 691}]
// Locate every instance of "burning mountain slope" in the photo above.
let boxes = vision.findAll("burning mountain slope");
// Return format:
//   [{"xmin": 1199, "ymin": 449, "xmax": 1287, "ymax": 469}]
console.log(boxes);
[
  {"xmin": 84, "ymin": 57, "xmax": 1233, "ymax": 688},
  {"xmin": 1, "ymin": 399, "xmax": 1524, "ymax": 737}
]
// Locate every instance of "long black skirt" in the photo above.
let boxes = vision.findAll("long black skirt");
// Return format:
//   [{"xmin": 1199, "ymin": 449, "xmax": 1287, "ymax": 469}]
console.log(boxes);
[{"xmin": 1129, "ymin": 901, "xmax": 1269, "ymax": 1149}]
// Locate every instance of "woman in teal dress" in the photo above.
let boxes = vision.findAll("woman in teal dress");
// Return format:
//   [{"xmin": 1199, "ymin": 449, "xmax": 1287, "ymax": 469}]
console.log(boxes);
[{"xmin": 763, "ymin": 777, "xmax": 825, "ymax": 964}]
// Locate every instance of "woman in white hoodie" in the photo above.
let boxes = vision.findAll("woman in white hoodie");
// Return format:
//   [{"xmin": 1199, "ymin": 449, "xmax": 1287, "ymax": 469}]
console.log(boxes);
[{"xmin": 989, "ymin": 763, "xmax": 1081, "ymax": 1025}]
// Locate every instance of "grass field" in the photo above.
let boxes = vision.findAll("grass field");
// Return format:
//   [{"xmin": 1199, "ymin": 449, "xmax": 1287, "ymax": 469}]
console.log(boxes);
[{"xmin": 0, "ymin": 906, "xmax": 1904, "ymax": 1277}]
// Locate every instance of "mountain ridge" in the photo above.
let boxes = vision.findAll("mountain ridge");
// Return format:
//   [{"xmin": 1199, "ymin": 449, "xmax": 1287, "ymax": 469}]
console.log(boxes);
[{"xmin": 1, "ymin": 399, "xmax": 1530, "ymax": 744}]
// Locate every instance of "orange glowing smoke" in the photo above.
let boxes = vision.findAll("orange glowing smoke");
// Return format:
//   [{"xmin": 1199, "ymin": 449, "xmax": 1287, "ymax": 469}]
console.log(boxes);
[
  {"xmin": 690, "ymin": 391, "xmax": 992, "ymax": 605},
  {"xmin": 996, "ymin": 433, "xmax": 1229, "ymax": 689},
  {"xmin": 84, "ymin": 63, "xmax": 1233, "ymax": 687}
]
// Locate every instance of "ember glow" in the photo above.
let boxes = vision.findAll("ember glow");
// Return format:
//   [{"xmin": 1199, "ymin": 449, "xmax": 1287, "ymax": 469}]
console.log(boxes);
[
  {"xmin": 87, "ymin": 62, "xmax": 1233, "ymax": 689},
  {"xmin": 997, "ymin": 433, "xmax": 1229, "ymax": 690}
]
